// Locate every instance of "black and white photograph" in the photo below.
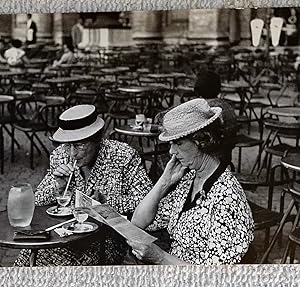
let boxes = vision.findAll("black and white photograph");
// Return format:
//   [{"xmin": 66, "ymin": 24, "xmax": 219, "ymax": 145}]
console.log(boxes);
[{"xmin": 0, "ymin": 7, "xmax": 299, "ymax": 271}]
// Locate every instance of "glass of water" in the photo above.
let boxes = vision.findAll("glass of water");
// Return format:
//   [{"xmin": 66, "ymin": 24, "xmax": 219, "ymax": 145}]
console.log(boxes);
[
  {"xmin": 55, "ymin": 190, "xmax": 72, "ymax": 211},
  {"xmin": 72, "ymin": 207, "xmax": 89, "ymax": 230}
]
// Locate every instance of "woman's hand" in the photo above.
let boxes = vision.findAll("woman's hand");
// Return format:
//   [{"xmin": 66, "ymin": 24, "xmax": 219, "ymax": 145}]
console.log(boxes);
[
  {"xmin": 53, "ymin": 162, "xmax": 75, "ymax": 191},
  {"xmin": 161, "ymin": 155, "xmax": 187, "ymax": 187},
  {"xmin": 127, "ymin": 240, "xmax": 166, "ymax": 264}
]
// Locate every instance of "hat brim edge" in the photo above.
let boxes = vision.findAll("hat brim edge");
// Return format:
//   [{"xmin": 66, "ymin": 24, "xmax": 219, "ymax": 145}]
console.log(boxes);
[
  {"xmin": 159, "ymin": 107, "xmax": 222, "ymax": 142},
  {"xmin": 52, "ymin": 116, "xmax": 105, "ymax": 143}
]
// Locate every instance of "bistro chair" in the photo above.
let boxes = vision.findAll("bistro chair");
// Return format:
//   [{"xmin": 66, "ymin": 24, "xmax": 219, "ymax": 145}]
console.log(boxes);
[
  {"xmin": 13, "ymin": 97, "xmax": 65, "ymax": 169},
  {"xmin": 260, "ymin": 148, "xmax": 300, "ymax": 263},
  {"xmin": 0, "ymin": 95, "xmax": 16, "ymax": 173},
  {"xmin": 104, "ymin": 92, "xmax": 135, "ymax": 137}
]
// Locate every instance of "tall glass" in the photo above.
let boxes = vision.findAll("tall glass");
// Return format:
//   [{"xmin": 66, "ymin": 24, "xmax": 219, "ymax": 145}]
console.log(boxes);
[{"xmin": 7, "ymin": 183, "xmax": 35, "ymax": 227}]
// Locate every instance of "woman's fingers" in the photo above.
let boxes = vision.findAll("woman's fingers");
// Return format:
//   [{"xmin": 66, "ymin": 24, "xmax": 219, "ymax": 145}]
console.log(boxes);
[{"xmin": 53, "ymin": 164, "xmax": 73, "ymax": 177}]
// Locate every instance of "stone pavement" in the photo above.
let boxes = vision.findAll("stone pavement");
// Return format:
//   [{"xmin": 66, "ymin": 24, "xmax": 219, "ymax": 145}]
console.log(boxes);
[{"xmin": 0, "ymin": 87, "xmax": 299, "ymax": 266}]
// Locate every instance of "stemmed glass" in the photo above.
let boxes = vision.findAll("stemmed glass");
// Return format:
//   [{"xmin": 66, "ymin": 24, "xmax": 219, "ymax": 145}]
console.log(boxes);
[
  {"xmin": 72, "ymin": 207, "xmax": 89, "ymax": 230},
  {"xmin": 55, "ymin": 190, "xmax": 72, "ymax": 212}
]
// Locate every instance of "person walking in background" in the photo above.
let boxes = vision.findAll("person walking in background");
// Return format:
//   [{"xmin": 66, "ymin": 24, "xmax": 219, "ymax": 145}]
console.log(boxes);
[
  {"xmin": 26, "ymin": 14, "xmax": 37, "ymax": 44},
  {"xmin": 4, "ymin": 39, "xmax": 29, "ymax": 68},
  {"xmin": 71, "ymin": 17, "xmax": 84, "ymax": 49}
]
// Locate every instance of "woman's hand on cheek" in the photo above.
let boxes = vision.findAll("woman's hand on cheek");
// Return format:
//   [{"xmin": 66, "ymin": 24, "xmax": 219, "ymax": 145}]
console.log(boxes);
[
  {"xmin": 127, "ymin": 240, "xmax": 165, "ymax": 264},
  {"xmin": 162, "ymin": 155, "xmax": 187, "ymax": 186}
]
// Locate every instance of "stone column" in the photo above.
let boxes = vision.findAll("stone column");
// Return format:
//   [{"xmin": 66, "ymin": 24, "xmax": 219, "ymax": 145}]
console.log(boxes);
[
  {"xmin": 229, "ymin": 9, "xmax": 240, "ymax": 45},
  {"xmin": 0, "ymin": 15, "xmax": 12, "ymax": 41},
  {"xmin": 12, "ymin": 14, "xmax": 27, "ymax": 42},
  {"xmin": 188, "ymin": 9, "xmax": 229, "ymax": 45},
  {"xmin": 131, "ymin": 11, "xmax": 163, "ymax": 43},
  {"xmin": 53, "ymin": 13, "xmax": 78, "ymax": 44},
  {"xmin": 34, "ymin": 14, "xmax": 53, "ymax": 43},
  {"xmin": 239, "ymin": 8, "xmax": 252, "ymax": 45}
]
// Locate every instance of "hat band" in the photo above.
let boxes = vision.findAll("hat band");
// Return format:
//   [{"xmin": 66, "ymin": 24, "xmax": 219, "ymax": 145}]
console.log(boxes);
[{"xmin": 58, "ymin": 110, "xmax": 98, "ymax": 130}]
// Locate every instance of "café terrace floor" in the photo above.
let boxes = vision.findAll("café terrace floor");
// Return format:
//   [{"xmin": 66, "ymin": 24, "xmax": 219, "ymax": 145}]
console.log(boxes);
[{"xmin": 0, "ymin": 88, "xmax": 299, "ymax": 267}]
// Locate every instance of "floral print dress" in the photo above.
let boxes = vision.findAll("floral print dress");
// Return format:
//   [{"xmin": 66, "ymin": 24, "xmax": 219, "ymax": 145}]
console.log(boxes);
[
  {"xmin": 14, "ymin": 139, "xmax": 153, "ymax": 266},
  {"xmin": 148, "ymin": 167, "xmax": 254, "ymax": 265}
]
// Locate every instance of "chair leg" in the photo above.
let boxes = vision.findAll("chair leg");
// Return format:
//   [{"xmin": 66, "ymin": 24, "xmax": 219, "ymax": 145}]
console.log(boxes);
[
  {"xmin": 264, "ymin": 227, "xmax": 270, "ymax": 251},
  {"xmin": 238, "ymin": 147, "xmax": 242, "ymax": 173},
  {"xmin": 289, "ymin": 243, "xmax": 296, "ymax": 264},
  {"xmin": 11, "ymin": 125, "xmax": 15, "ymax": 162},
  {"xmin": 30, "ymin": 133, "xmax": 34, "ymax": 170},
  {"xmin": 0, "ymin": 126, "xmax": 3, "ymax": 174},
  {"xmin": 33, "ymin": 133, "xmax": 50, "ymax": 157},
  {"xmin": 260, "ymin": 199, "xmax": 295, "ymax": 263},
  {"xmin": 281, "ymin": 207, "xmax": 300, "ymax": 263}
]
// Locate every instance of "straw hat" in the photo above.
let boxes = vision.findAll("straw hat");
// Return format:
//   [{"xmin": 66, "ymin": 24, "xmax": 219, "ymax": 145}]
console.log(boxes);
[
  {"xmin": 52, "ymin": 105, "xmax": 105, "ymax": 143},
  {"xmin": 159, "ymin": 99, "xmax": 222, "ymax": 142}
]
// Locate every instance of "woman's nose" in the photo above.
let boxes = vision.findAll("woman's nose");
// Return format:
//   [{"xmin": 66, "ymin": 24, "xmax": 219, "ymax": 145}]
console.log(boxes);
[
  {"xmin": 70, "ymin": 145, "xmax": 78, "ymax": 157},
  {"xmin": 169, "ymin": 143, "xmax": 177, "ymax": 155}
]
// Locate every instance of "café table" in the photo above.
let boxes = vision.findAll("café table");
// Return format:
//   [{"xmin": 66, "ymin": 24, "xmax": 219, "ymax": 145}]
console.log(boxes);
[
  {"xmin": 114, "ymin": 123, "xmax": 162, "ymax": 172},
  {"xmin": 267, "ymin": 107, "xmax": 300, "ymax": 119},
  {"xmin": 260, "ymin": 150, "xmax": 300, "ymax": 263},
  {"xmin": 118, "ymin": 85, "xmax": 163, "ymax": 115},
  {"xmin": 0, "ymin": 205, "xmax": 102, "ymax": 267},
  {"xmin": 145, "ymin": 72, "xmax": 187, "ymax": 88},
  {"xmin": 0, "ymin": 70, "xmax": 26, "ymax": 94},
  {"xmin": 45, "ymin": 77, "xmax": 82, "ymax": 102}
]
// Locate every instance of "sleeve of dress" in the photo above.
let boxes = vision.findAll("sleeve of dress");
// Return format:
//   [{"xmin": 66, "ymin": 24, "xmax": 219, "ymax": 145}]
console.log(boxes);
[
  {"xmin": 145, "ymin": 191, "xmax": 176, "ymax": 232},
  {"xmin": 113, "ymin": 149, "xmax": 153, "ymax": 214},
  {"xmin": 34, "ymin": 149, "xmax": 62, "ymax": 206},
  {"xmin": 203, "ymin": 177, "xmax": 254, "ymax": 264}
]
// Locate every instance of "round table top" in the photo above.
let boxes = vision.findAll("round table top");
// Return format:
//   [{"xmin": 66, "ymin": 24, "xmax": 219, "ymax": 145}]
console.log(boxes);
[
  {"xmin": 115, "ymin": 124, "xmax": 160, "ymax": 137},
  {"xmin": 0, "ymin": 95, "xmax": 14, "ymax": 103},
  {"xmin": 0, "ymin": 206, "xmax": 101, "ymax": 249},
  {"xmin": 222, "ymin": 81, "xmax": 250, "ymax": 89},
  {"xmin": 46, "ymin": 77, "xmax": 81, "ymax": 84},
  {"xmin": 0, "ymin": 71, "xmax": 25, "ymax": 77},
  {"xmin": 267, "ymin": 107, "xmax": 300, "ymax": 118},
  {"xmin": 29, "ymin": 59, "xmax": 49, "ymax": 65},
  {"xmin": 281, "ymin": 153, "xmax": 300, "ymax": 172},
  {"xmin": 146, "ymin": 73, "xmax": 183, "ymax": 79},
  {"xmin": 118, "ymin": 86, "xmax": 157, "ymax": 93},
  {"xmin": 101, "ymin": 67, "xmax": 129, "ymax": 74}
]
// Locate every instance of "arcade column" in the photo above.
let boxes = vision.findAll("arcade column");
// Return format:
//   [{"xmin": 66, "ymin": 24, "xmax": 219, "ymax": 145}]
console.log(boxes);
[
  {"xmin": 131, "ymin": 11, "xmax": 163, "ymax": 43},
  {"xmin": 188, "ymin": 9, "xmax": 230, "ymax": 45},
  {"xmin": 53, "ymin": 13, "xmax": 78, "ymax": 44},
  {"xmin": 34, "ymin": 14, "xmax": 53, "ymax": 43},
  {"xmin": 0, "ymin": 15, "xmax": 12, "ymax": 41},
  {"xmin": 239, "ymin": 8, "xmax": 252, "ymax": 45}
]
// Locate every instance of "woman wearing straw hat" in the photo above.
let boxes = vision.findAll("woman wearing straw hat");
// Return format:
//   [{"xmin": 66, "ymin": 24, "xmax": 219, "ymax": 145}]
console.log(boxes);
[
  {"xmin": 128, "ymin": 99, "xmax": 254, "ymax": 265},
  {"xmin": 14, "ymin": 104, "xmax": 153, "ymax": 266}
]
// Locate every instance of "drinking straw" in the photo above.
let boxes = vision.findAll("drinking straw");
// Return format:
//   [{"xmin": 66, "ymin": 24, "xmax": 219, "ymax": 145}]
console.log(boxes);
[{"xmin": 62, "ymin": 159, "xmax": 77, "ymax": 197}]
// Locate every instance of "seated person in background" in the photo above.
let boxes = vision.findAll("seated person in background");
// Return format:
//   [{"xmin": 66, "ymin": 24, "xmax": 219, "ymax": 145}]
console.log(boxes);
[
  {"xmin": 52, "ymin": 41, "xmax": 77, "ymax": 67},
  {"xmin": 4, "ymin": 39, "xmax": 29, "ymax": 67},
  {"xmin": 14, "ymin": 104, "xmax": 153, "ymax": 266},
  {"xmin": 128, "ymin": 99, "xmax": 254, "ymax": 265},
  {"xmin": 0, "ymin": 39, "xmax": 7, "ymax": 64},
  {"xmin": 193, "ymin": 69, "xmax": 238, "ymax": 166}
]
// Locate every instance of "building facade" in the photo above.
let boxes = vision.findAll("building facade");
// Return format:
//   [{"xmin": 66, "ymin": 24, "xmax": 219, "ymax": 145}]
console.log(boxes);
[{"xmin": 0, "ymin": 9, "xmax": 298, "ymax": 47}]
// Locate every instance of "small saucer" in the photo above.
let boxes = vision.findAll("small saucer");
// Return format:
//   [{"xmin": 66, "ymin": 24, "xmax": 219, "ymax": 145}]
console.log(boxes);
[
  {"xmin": 46, "ymin": 206, "xmax": 72, "ymax": 217},
  {"xmin": 63, "ymin": 222, "xmax": 98, "ymax": 234}
]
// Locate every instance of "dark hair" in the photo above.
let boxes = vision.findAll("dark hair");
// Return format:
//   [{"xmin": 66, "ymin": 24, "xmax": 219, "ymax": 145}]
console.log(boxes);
[
  {"xmin": 27, "ymin": 14, "xmax": 32, "ymax": 18},
  {"xmin": 186, "ymin": 118, "xmax": 234, "ymax": 166},
  {"xmin": 11, "ymin": 39, "xmax": 23, "ymax": 48},
  {"xmin": 64, "ymin": 41, "xmax": 74, "ymax": 53},
  {"xmin": 194, "ymin": 69, "xmax": 221, "ymax": 99},
  {"xmin": 187, "ymin": 119, "xmax": 224, "ymax": 156}
]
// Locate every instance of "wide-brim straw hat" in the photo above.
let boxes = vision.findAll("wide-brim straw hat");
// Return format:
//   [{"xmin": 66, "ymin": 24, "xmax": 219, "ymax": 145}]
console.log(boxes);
[
  {"xmin": 159, "ymin": 98, "xmax": 222, "ymax": 142},
  {"xmin": 52, "ymin": 105, "xmax": 105, "ymax": 143}
]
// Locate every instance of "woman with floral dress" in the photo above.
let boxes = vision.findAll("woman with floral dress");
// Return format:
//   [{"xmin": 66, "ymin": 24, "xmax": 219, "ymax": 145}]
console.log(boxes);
[
  {"xmin": 128, "ymin": 98, "xmax": 254, "ymax": 265},
  {"xmin": 14, "ymin": 104, "xmax": 152, "ymax": 266}
]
